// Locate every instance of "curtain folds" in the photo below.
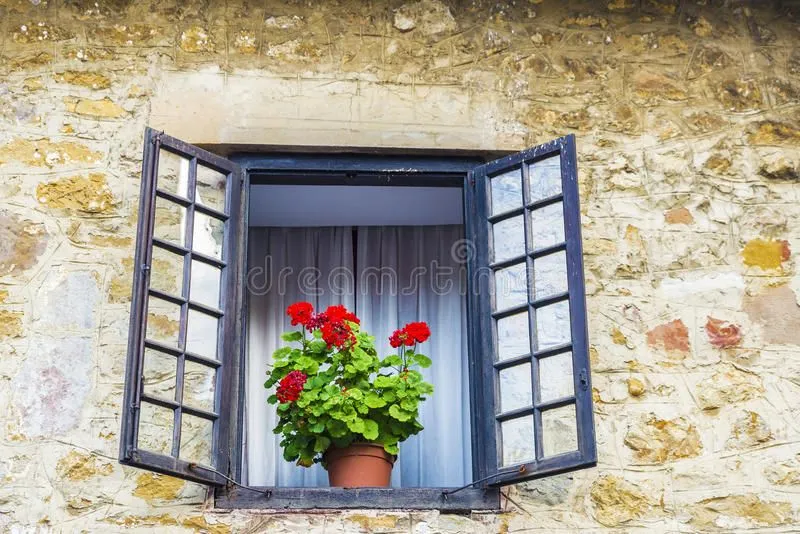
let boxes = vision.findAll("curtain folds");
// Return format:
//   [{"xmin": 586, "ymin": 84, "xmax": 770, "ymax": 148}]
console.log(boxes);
[{"xmin": 246, "ymin": 225, "xmax": 470, "ymax": 488}]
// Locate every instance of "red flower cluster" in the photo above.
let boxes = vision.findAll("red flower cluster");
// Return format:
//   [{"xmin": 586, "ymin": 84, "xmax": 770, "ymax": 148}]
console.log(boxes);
[
  {"xmin": 287, "ymin": 302, "xmax": 313, "ymax": 326},
  {"xmin": 276, "ymin": 370, "xmax": 307, "ymax": 403},
  {"xmin": 320, "ymin": 320, "xmax": 356, "ymax": 350},
  {"xmin": 285, "ymin": 302, "xmax": 361, "ymax": 349},
  {"xmin": 325, "ymin": 305, "xmax": 360, "ymax": 325},
  {"xmin": 389, "ymin": 321, "xmax": 431, "ymax": 348}
]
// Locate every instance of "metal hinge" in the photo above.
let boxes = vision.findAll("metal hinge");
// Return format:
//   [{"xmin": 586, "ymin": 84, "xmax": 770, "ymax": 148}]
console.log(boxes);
[
  {"xmin": 141, "ymin": 263, "xmax": 150, "ymax": 274},
  {"xmin": 151, "ymin": 130, "xmax": 164, "ymax": 145},
  {"xmin": 579, "ymin": 368, "xmax": 589, "ymax": 391}
]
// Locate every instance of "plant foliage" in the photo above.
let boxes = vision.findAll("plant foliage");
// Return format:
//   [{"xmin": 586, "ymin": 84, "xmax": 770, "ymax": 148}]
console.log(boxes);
[{"xmin": 265, "ymin": 302, "xmax": 434, "ymax": 467}]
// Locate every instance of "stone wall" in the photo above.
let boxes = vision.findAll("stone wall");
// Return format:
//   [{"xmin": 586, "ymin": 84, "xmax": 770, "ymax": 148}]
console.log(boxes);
[{"xmin": 1, "ymin": 0, "xmax": 799, "ymax": 531}]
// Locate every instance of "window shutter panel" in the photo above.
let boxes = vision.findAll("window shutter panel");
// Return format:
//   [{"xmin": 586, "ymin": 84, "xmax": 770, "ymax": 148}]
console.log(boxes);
[
  {"xmin": 119, "ymin": 127, "xmax": 244, "ymax": 486},
  {"xmin": 466, "ymin": 134, "xmax": 596, "ymax": 486}
]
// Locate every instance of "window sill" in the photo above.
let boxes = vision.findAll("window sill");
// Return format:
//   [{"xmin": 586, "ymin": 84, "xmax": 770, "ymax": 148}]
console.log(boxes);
[{"xmin": 214, "ymin": 486, "xmax": 501, "ymax": 512}]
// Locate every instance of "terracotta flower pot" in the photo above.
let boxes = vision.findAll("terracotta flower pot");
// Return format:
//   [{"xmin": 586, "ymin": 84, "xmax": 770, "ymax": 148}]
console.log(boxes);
[{"xmin": 324, "ymin": 443, "xmax": 396, "ymax": 487}]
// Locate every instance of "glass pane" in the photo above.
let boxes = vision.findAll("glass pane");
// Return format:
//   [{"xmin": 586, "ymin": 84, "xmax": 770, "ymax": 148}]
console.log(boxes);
[
  {"xmin": 186, "ymin": 309, "xmax": 218, "ymax": 359},
  {"xmin": 501, "ymin": 416, "xmax": 535, "ymax": 467},
  {"xmin": 183, "ymin": 361, "xmax": 216, "ymax": 412},
  {"xmin": 192, "ymin": 212, "xmax": 224, "ymax": 260},
  {"xmin": 539, "ymin": 352, "xmax": 574, "ymax": 403},
  {"xmin": 138, "ymin": 401, "xmax": 173, "ymax": 456},
  {"xmin": 153, "ymin": 197, "xmax": 187, "ymax": 247},
  {"xmin": 529, "ymin": 202, "xmax": 565, "ymax": 251},
  {"xmin": 156, "ymin": 148, "xmax": 190, "ymax": 198},
  {"xmin": 490, "ymin": 168, "xmax": 522, "ymax": 215},
  {"xmin": 533, "ymin": 251, "xmax": 568, "ymax": 300},
  {"xmin": 180, "ymin": 413, "xmax": 214, "ymax": 466},
  {"xmin": 190, "ymin": 260, "xmax": 221, "ymax": 309},
  {"xmin": 150, "ymin": 245, "xmax": 184, "ymax": 297},
  {"xmin": 528, "ymin": 155, "xmax": 562, "ymax": 202},
  {"xmin": 496, "ymin": 311, "xmax": 530, "ymax": 362},
  {"xmin": 492, "ymin": 215, "xmax": 525, "ymax": 263},
  {"xmin": 499, "ymin": 362, "xmax": 532, "ymax": 413},
  {"xmin": 494, "ymin": 262, "xmax": 528, "ymax": 312},
  {"xmin": 145, "ymin": 295, "xmax": 182, "ymax": 348},
  {"xmin": 536, "ymin": 300, "xmax": 571, "ymax": 351},
  {"xmin": 142, "ymin": 348, "xmax": 177, "ymax": 401},
  {"xmin": 196, "ymin": 164, "xmax": 228, "ymax": 213},
  {"xmin": 542, "ymin": 404, "xmax": 578, "ymax": 457}
]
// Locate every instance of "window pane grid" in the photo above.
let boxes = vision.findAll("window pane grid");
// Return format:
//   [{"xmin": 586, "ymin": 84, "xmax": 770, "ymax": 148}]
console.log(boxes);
[
  {"xmin": 489, "ymin": 242, "xmax": 567, "ymax": 271},
  {"xmin": 486, "ymin": 194, "xmax": 563, "ymax": 225},
  {"xmin": 140, "ymin": 153, "xmax": 223, "ymax": 465},
  {"xmin": 521, "ymin": 159, "xmax": 545, "ymax": 465},
  {"xmin": 492, "ymin": 148, "xmax": 579, "ymax": 468},
  {"xmin": 170, "ymin": 155, "xmax": 197, "ymax": 458},
  {"xmin": 154, "ymin": 188, "xmax": 230, "ymax": 222},
  {"xmin": 152, "ymin": 238, "xmax": 227, "ymax": 269}
]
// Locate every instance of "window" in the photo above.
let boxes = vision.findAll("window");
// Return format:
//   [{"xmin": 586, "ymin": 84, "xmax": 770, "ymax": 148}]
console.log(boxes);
[{"xmin": 119, "ymin": 129, "xmax": 596, "ymax": 511}]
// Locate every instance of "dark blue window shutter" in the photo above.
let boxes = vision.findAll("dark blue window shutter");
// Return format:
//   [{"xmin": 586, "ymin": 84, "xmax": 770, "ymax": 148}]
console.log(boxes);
[
  {"xmin": 119, "ymin": 127, "xmax": 244, "ymax": 486},
  {"xmin": 465, "ymin": 134, "xmax": 596, "ymax": 486}
]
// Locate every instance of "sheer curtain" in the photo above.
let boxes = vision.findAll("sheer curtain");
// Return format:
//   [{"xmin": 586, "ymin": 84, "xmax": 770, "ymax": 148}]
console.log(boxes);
[
  {"xmin": 246, "ymin": 227, "xmax": 354, "ymax": 487},
  {"xmin": 356, "ymin": 225, "xmax": 471, "ymax": 487},
  {"xmin": 246, "ymin": 225, "xmax": 471, "ymax": 487}
]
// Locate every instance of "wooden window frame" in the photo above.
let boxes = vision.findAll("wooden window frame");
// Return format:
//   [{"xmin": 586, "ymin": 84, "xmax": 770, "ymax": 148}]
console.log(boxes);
[
  {"xmin": 217, "ymin": 154, "xmax": 500, "ymax": 511},
  {"xmin": 120, "ymin": 131, "xmax": 596, "ymax": 512}
]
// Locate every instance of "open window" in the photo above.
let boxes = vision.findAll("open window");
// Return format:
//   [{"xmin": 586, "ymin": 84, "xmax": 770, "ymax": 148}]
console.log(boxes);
[{"xmin": 119, "ymin": 129, "xmax": 595, "ymax": 510}]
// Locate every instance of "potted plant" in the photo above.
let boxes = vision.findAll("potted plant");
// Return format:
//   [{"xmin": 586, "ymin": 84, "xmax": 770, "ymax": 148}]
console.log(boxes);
[{"xmin": 265, "ymin": 302, "xmax": 434, "ymax": 487}]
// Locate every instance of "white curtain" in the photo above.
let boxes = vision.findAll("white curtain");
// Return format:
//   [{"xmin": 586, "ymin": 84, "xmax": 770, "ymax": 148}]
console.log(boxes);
[
  {"xmin": 246, "ymin": 227, "xmax": 354, "ymax": 487},
  {"xmin": 246, "ymin": 225, "xmax": 471, "ymax": 488},
  {"xmin": 356, "ymin": 225, "xmax": 471, "ymax": 488}
]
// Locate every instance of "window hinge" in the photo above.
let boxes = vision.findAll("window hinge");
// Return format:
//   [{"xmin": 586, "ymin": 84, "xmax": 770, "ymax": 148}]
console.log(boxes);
[
  {"xmin": 151, "ymin": 131, "xmax": 164, "ymax": 145},
  {"xmin": 141, "ymin": 263, "xmax": 151, "ymax": 274},
  {"xmin": 579, "ymin": 368, "xmax": 589, "ymax": 391}
]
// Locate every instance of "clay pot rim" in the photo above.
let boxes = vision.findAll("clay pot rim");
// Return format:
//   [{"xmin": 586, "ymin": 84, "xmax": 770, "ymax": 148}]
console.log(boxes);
[{"xmin": 323, "ymin": 442, "xmax": 397, "ymax": 466}]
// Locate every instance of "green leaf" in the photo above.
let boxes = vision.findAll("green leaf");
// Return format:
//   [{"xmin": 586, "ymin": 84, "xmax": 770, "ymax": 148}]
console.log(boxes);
[
  {"xmin": 308, "ymin": 339, "xmax": 328, "ymax": 352},
  {"xmin": 310, "ymin": 421, "xmax": 325, "ymax": 433},
  {"xmin": 388, "ymin": 404, "xmax": 413, "ymax": 422},
  {"xmin": 266, "ymin": 394, "xmax": 278, "ymax": 404},
  {"xmin": 412, "ymin": 353, "xmax": 432, "ymax": 368},
  {"xmin": 401, "ymin": 397, "xmax": 418, "ymax": 411},
  {"xmin": 327, "ymin": 419, "xmax": 348, "ymax": 438},
  {"xmin": 281, "ymin": 330, "xmax": 303, "ymax": 342},
  {"xmin": 384, "ymin": 442, "xmax": 399, "ymax": 455},
  {"xmin": 418, "ymin": 381, "xmax": 434, "ymax": 395},
  {"xmin": 314, "ymin": 436, "xmax": 331, "ymax": 453},
  {"xmin": 362, "ymin": 419, "xmax": 379, "ymax": 440},
  {"xmin": 364, "ymin": 393, "xmax": 386, "ymax": 409},
  {"xmin": 374, "ymin": 375, "xmax": 394, "ymax": 388},
  {"xmin": 381, "ymin": 354, "xmax": 402, "ymax": 367},
  {"xmin": 347, "ymin": 418, "xmax": 365, "ymax": 433}
]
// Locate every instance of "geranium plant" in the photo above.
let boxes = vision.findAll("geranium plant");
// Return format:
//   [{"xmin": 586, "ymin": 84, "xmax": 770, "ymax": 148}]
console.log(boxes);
[{"xmin": 265, "ymin": 302, "xmax": 434, "ymax": 467}]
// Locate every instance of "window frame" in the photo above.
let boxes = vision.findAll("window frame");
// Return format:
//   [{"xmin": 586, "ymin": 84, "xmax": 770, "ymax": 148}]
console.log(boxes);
[
  {"xmin": 120, "ymin": 133, "xmax": 597, "ymax": 512},
  {"xmin": 218, "ymin": 153, "xmax": 501, "ymax": 511}
]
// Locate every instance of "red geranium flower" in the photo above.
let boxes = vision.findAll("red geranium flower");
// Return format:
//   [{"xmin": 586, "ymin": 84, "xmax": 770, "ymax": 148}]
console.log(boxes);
[
  {"xmin": 320, "ymin": 320, "xmax": 356, "ymax": 349},
  {"xmin": 324, "ymin": 304, "xmax": 360, "ymax": 324},
  {"xmin": 286, "ymin": 302, "xmax": 313, "ymax": 326},
  {"xmin": 276, "ymin": 370, "xmax": 307, "ymax": 403},
  {"xmin": 389, "ymin": 322, "xmax": 431, "ymax": 348},
  {"xmin": 405, "ymin": 322, "xmax": 431, "ymax": 343},
  {"xmin": 389, "ymin": 329, "xmax": 407, "ymax": 348}
]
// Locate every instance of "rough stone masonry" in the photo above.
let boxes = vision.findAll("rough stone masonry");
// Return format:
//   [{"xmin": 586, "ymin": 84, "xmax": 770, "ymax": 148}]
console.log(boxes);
[{"xmin": 1, "ymin": 0, "xmax": 800, "ymax": 532}]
